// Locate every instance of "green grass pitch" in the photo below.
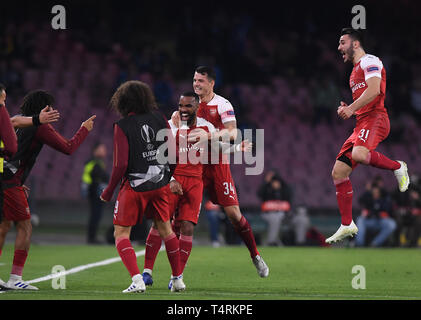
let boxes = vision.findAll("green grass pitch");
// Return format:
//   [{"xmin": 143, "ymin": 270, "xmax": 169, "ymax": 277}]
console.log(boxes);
[{"xmin": 0, "ymin": 244, "xmax": 420, "ymax": 300}]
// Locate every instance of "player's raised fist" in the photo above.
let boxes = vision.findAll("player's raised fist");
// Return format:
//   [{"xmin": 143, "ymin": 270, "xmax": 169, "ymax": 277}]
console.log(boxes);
[{"xmin": 82, "ymin": 115, "xmax": 96, "ymax": 131}]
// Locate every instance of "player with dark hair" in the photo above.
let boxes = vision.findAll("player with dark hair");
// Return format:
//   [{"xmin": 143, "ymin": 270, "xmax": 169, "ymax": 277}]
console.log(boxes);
[
  {"xmin": 100, "ymin": 80, "xmax": 186, "ymax": 293},
  {"xmin": 325, "ymin": 28, "xmax": 410, "ymax": 243},
  {"xmin": 0, "ymin": 90, "xmax": 95, "ymax": 290},
  {"xmin": 141, "ymin": 91, "xmax": 214, "ymax": 287},
  {"xmin": 142, "ymin": 91, "xmax": 252, "ymax": 288},
  {"xmin": 173, "ymin": 66, "xmax": 269, "ymax": 278},
  {"xmin": 0, "ymin": 83, "xmax": 59, "ymax": 229}
]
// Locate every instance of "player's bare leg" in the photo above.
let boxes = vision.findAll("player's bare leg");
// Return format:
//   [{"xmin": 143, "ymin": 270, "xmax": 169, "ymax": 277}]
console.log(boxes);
[
  {"xmin": 3, "ymin": 219, "xmax": 38, "ymax": 290},
  {"xmin": 154, "ymin": 218, "xmax": 185, "ymax": 292},
  {"xmin": 0, "ymin": 220, "xmax": 12, "ymax": 288},
  {"xmin": 114, "ymin": 225, "xmax": 145, "ymax": 293},
  {"xmin": 225, "ymin": 205, "xmax": 269, "ymax": 277},
  {"xmin": 326, "ymin": 160, "xmax": 358, "ymax": 244}
]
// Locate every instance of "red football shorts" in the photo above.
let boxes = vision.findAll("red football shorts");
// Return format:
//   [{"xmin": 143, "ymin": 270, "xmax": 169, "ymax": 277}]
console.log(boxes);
[
  {"xmin": 3, "ymin": 186, "xmax": 31, "ymax": 221},
  {"xmin": 202, "ymin": 163, "xmax": 239, "ymax": 207},
  {"xmin": 169, "ymin": 175, "xmax": 203, "ymax": 224},
  {"xmin": 113, "ymin": 181, "xmax": 171, "ymax": 227},
  {"xmin": 336, "ymin": 112, "xmax": 390, "ymax": 169}
]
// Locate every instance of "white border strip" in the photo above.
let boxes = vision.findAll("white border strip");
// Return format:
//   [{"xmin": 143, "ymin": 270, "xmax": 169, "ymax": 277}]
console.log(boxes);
[{"xmin": 27, "ymin": 246, "xmax": 164, "ymax": 284}]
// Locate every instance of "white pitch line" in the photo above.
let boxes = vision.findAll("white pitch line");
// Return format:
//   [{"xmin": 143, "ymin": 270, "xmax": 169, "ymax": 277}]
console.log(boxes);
[{"xmin": 27, "ymin": 246, "xmax": 164, "ymax": 284}]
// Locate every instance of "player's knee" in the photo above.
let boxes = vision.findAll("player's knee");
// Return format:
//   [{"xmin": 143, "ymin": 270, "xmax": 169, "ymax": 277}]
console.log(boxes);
[
  {"xmin": 351, "ymin": 149, "xmax": 369, "ymax": 164},
  {"xmin": 332, "ymin": 168, "xmax": 345, "ymax": 181},
  {"xmin": 225, "ymin": 206, "xmax": 241, "ymax": 222},
  {"xmin": 0, "ymin": 221, "xmax": 12, "ymax": 234},
  {"xmin": 180, "ymin": 221, "xmax": 194, "ymax": 236}
]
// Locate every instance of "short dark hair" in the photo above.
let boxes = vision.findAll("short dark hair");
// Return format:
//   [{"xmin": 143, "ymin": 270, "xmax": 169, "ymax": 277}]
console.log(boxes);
[
  {"xmin": 195, "ymin": 66, "xmax": 216, "ymax": 81},
  {"xmin": 0, "ymin": 83, "xmax": 6, "ymax": 92},
  {"xmin": 110, "ymin": 80, "xmax": 158, "ymax": 117},
  {"xmin": 20, "ymin": 90, "xmax": 55, "ymax": 116},
  {"xmin": 341, "ymin": 27, "xmax": 364, "ymax": 48},
  {"xmin": 181, "ymin": 91, "xmax": 199, "ymax": 103}
]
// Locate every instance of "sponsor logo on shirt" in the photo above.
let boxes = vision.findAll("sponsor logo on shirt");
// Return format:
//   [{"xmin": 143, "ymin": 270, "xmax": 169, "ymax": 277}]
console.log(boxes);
[{"xmin": 352, "ymin": 82, "xmax": 366, "ymax": 93}]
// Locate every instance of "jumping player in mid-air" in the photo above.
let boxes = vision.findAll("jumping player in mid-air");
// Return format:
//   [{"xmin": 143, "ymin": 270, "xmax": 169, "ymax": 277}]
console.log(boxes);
[{"xmin": 326, "ymin": 28, "xmax": 410, "ymax": 244}]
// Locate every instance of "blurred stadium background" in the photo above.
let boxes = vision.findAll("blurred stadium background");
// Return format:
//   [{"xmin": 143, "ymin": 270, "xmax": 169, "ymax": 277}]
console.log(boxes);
[{"xmin": 1, "ymin": 0, "xmax": 421, "ymax": 246}]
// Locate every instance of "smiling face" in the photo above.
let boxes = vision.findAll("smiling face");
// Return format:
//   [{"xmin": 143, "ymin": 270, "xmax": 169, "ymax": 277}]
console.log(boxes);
[
  {"xmin": 178, "ymin": 95, "xmax": 199, "ymax": 126},
  {"xmin": 193, "ymin": 72, "xmax": 214, "ymax": 98},
  {"xmin": 338, "ymin": 34, "xmax": 356, "ymax": 63}
]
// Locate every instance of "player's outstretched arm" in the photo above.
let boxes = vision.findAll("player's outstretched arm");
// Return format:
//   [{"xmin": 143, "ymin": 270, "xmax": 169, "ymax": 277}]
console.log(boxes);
[
  {"xmin": 35, "ymin": 115, "xmax": 95, "ymax": 155},
  {"xmin": 219, "ymin": 139, "xmax": 253, "ymax": 154},
  {"xmin": 188, "ymin": 120, "xmax": 238, "ymax": 143},
  {"xmin": 11, "ymin": 106, "xmax": 60, "ymax": 128}
]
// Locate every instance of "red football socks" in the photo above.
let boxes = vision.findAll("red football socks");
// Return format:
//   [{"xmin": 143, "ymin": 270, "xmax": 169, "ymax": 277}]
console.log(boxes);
[
  {"xmin": 233, "ymin": 216, "xmax": 260, "ymax": 258},
  {"xmin": 11, "ymin": 249, "xmax": 28, "ymax": 276},
  {"xmin": 179, "ymin": 234, "xmax": 193, "ymax": 273},
  {"xmin": 164, "ymin": 233, "xmax": 182, "ymax": 277},
  {"xmin": 115, "ymin": 237, "xmax": 140, "ymax": 278},
  {"xmin": 335, "ymin": 178, "xmax": 353, "ymax": 226},
  {"xmin": 366, "ymin": 151, "xmax": 400, "ymax": 170},
  {"xmin": 144, "ymin": 228, "xmax": 162, "ymax": 272}
]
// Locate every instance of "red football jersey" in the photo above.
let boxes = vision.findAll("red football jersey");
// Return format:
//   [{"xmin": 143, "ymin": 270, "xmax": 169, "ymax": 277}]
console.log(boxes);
[
  {"xmin": 169, "ymin": 117, "xmax": 216, "ymax": 177},
  {"xmin": 350, "ymin": 54, "xmax": 387, "ymax": 118},
  {"xmin": 196, "ymin": 93, "xmax": 236, "ymax": 130}
]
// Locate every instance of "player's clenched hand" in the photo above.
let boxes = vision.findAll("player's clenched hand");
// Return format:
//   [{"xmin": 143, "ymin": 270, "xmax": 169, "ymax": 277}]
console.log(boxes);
[
  {"xmin": 170, "ymin": 180, "xmax": 183, "ymax": 195},
  {"xmin": 39, "ymin": 105, "xmax": 60, "ymax": 124},
  {"xmin": 240, "ymin": 139, "xmax": 253, "ymax": 152},
  {"xmin": 337, "ymin": 101, "xmax": 353, "ymax": 120},
  {"xmin": 99, "ymin": 195, "xmax": 108, "ymax": 202},
  {"xmin": 171, "ymin": 111, "xmax": 180, "ymax": 128},
  {"xmin": 82, "ymin": 115, "xmax": 96, "ymax": 131}
]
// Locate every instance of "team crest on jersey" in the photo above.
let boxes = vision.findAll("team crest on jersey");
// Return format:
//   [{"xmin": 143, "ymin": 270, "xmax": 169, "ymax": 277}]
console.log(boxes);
[{"xmin": 209, "ymin": 107, "xmax": 217, "ymax": 116}]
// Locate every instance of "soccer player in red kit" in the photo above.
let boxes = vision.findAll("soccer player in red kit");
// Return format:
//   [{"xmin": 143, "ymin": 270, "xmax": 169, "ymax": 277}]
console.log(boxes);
[
  {"xmin": 142, "ymin": 91, "xmax": 215, "ymax": 287},
  {"xmin": 0, "ymin": 90, "xmax": 95, "ymax": 290},
  {"xmin": 143, "ymin": 91, "xmax": 252, "ymax": 288},
  {"xmin": 0, "ymin": 83, "xmax": 18, "ymax": 227},
  {"xmin": 174, "ymin": 66, "xmax": 269, "ymax": 277},
  {"xmin": 326, "ymin": 28, "xmax": 410, "ymax": 243},
  {"xmin": 100, "ymin": 81, "xmax": 185, "ymax": 293}
]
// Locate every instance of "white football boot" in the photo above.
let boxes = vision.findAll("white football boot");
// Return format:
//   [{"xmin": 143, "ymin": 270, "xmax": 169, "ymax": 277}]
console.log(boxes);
[
  {"xmin": 6, "ymin": 277, "xmax": 39, "ymax": 291},
  {"xmin": 122, "ymin": 274, "xmax": 146, "ymax": 293},
  {"xmin": 253, "ymin": 255, "xmax": 269, "ymax": 278},
  {"xmin": 325, "ymin": 220, "xmax": 358, "ymax": 244},
  {"xmin": 170, "ymin": 275, "xmax": 186, "ymax": 292},
  {"xmin": 394, "ymin": 161, "xmax": 410, "ymax": 192}
]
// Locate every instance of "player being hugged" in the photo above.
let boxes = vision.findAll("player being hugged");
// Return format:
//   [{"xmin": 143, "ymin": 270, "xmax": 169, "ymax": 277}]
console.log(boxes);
[
  {"xmin": 100, "ymin": 80, "xmax": 185, "ymax": 293},
  {"xmin": 172, "ymin": 66, "xmax": 269, "ymax": 277},
  {"xmin": 326, "ymin": 28, "xmax": 410, "ymax": 244},
  {"xmin": 142, "ymin": 91, "xmax": 252, "ymax": 288}
]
